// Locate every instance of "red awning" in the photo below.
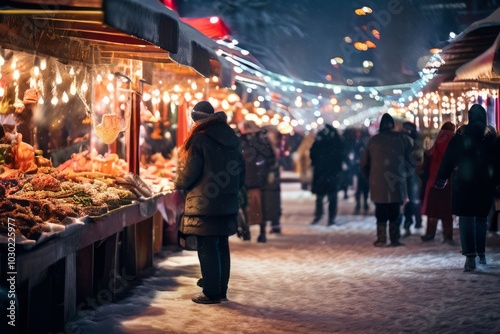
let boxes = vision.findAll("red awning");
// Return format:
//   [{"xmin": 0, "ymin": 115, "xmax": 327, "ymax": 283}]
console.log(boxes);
[{"xmin": 180, "ymin": 17, "xmax": 231, "ymax": 40}]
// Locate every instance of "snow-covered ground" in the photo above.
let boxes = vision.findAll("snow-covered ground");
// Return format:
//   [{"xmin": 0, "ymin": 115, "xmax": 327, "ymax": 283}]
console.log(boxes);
[{"xmin": 69, "ymin": 180, "xmax": 500, "ymax": 334}]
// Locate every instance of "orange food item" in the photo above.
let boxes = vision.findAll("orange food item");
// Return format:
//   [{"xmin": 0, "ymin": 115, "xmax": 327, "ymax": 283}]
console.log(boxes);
[{"xmin": 94, "ymin": 114, "xmax": 122, "ymax": 144}]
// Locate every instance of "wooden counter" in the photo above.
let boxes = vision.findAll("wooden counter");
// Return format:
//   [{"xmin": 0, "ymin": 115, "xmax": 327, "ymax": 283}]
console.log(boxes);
[{"xmin": 0, "ymin": 192, "xmax": 179, "ymax": 334}]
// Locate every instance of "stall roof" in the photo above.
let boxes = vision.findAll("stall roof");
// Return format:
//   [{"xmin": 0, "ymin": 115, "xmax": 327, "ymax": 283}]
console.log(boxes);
[
  {"xmin": 0, "ymin": 0, "xmax": 223, "ymax": 78},
  {"xmin": 455, "ymin": 33, "xmax": 500, "ymax": 82},
  {"xmin": 428, "ymin": 8, "xmax": 500, "ymax": 76}
]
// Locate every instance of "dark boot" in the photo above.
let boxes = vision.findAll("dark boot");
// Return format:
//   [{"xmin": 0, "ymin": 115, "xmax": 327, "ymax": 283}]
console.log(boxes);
[
  {"xmin": 389, "ymin": 219, "xmax": 404, "ymax": 246},
  {"xmin": 373, "ymin": 223, "xmax": 387, "ymax": 247},
  {"xmin": 402, "ymin": 219, "xmax": 412, "ymax": 238},
  {"xmin": 442, "ymin": 218, "xmax": 454, "ymax": 243},
  {"xmin": 464, "ymin": 256, "xmax": 476, "ymax": 272},
  {"xmin": 257, "ymin": 222, "xmax": 267, "ymax": 243},
  {"xmin": 421, "ymin": 218, "xmax": 438, "ymax": 241}
]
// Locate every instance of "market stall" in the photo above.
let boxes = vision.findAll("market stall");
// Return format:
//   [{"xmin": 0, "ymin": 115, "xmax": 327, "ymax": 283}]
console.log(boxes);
[{"xmin": 0, "ymin": 2, "xmax": 226, "ymax": 332}]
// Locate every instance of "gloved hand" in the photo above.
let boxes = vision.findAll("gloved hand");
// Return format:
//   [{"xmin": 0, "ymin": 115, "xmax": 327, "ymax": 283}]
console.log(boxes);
[{"xmin": 434, "ymin": 178, "xmax": 447, "ymax": 189}]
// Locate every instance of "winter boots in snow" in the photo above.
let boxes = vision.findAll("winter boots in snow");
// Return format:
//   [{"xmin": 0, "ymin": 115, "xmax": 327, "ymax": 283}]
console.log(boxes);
[
  {"xmin": 389, "ymin": 220, "xmax": 404, "ymax": 246},
  {"xmin": 421, "ymin": 218, "xmax": 438, "ymax": 242},
  {"xmin": 373, "ymin": 223, "xmax": 387, "ymax": 247},
  {"xmin": 464, "ymin": 257, "xmax": 476, "ymax": 272}
]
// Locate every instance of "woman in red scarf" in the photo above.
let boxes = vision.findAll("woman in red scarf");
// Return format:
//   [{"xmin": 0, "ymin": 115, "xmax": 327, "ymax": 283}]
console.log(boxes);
[{"xmin": 421, "ymin": 122, "xmax": 456, "ymax": 243}]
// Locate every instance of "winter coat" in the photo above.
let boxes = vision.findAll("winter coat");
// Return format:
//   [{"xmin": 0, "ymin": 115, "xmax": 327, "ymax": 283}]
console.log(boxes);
[
  {"xmin": 421, "ymin": 127, "xmax": 455, "ymax": 219},
  {"xmin": 174, "ymin": 112, "xmax": 245, "ymax": 236},
  {"xmin": 310, "ymin": 125, "xmax": 346, "ymax": 195},
  {"xmin": 436, "ymin": 105, "xmax": 497, "ymax": 217},
  {"xmin": 239, "ymin": 130, "xmax": 276, "ymax": 189},
  {"xmin": 360, "ymin": 115, "xmax": 414, "ymax": 204},
  {"xmin": 296, "ymin": 132, "xmax": 315, "ymax": 185}
]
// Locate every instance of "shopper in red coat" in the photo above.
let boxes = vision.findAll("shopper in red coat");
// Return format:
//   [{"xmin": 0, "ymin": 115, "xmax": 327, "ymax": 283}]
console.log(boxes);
[{"xmin": 421, "ymin": 122, "xmax": 455, "ymax": 243}]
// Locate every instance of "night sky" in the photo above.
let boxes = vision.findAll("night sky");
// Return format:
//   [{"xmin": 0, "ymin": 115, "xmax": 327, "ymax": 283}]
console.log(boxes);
[{"xmin": 176, "ymin": 0, "xmax": 472, "ymax": 87}]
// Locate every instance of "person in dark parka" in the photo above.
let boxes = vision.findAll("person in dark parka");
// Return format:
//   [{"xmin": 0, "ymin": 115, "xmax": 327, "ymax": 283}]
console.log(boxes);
[
  {"xmin": 238, "ymin": 120, "xmax": 276, "ymax": 242},
  {"xmin": 435, "ymin": 104, "xmax": 497, "ymax": 272},
  {"xmin": 175, "ymin": 101, "xmax": 245, "ymax": 304},
  {"xmin": 310, "ymin": 124, "xmax": 346, "ymax": 226},
  {"xmin": 360, "ymin": 113, "xmax": 414, "ymax": 246}
]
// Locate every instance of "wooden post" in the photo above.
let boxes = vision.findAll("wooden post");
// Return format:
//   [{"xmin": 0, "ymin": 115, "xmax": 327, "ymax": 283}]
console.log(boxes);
[
  {"xmin": 126, "ymin": 92, "xmax": 141, "ymax": 174},
  {"xmin": 136, "ymin": 217, "xmax": 154, "ymax": 274}
]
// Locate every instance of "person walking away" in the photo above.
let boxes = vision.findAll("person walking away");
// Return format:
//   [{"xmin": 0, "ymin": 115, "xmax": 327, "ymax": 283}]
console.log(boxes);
[
  {"xmin": 296, "ymin": 131, "xmax": 315, "ymax": 190},
  {"xmin": 175, "ymin": 101, "xmax": 245, "ymax": 304},
  {"xmin": 261, "ymin": 126, "xmax": 282, "ymax": 235},
  {"xmin": 435, "ymin": 104, "xmax": 497, "ymax": 272},
  {"xmin": 401, "ymin": 121, "xmax": 424, "ymax": 237},
  {"xmin": 420, "ymin": 122, "xmax": 456, "ymax": 243},
  {"xmin": 239, "ymin": 120, "xmax": 276, "ymax": 242},
  {"xmin": 360, "ymin": 113, "xmax": 414, "ymax": 247},
  {"xmin": 310, "ymin": 124, "xmax": 346, "ymax": 226},
  {"xmin": 353, "ymin": 129, "xmax": 370, "ymax": 214}
]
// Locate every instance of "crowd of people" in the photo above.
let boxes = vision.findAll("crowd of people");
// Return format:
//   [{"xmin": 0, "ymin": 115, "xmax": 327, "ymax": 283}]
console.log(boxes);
[
  {"xmin": 298, "ymin": 104, "xmax": 500, "ymax": 271},
  {"xmin": 174, "ymin": 101, "xmax": 500, "ymax": 304}
]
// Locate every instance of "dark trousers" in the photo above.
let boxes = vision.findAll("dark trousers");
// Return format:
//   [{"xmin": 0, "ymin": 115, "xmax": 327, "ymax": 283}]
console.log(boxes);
[
  {"xmin": 355, "ymin": 173, "xmax": 369, "ymax": 209},
  {"xmin": 403, "ymin": 201, "xmax": 423, "ymax": 228},
  {"xmin": 314, "ymin": 191, "xmax": 338, "ymax": 221},
  {"xmin": 375, "ymin": 203, "xmax": 402, "ymax": 244},
  {"xmin": 459, "ymin": 216, "xmax": 487, "ymax": 258},
  {"xmin": 196, "ymin": 235, "xmax": 230, "ymax": 299}
]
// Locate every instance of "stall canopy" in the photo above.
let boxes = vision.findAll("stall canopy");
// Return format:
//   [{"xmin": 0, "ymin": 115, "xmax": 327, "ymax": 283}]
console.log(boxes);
[
  {"xmin": 428, "ymin": 8, "xmax": 500, "ymax": 77},
  {"xmin": 455, "ymin": 33, "xmax": 500, "ymax": 82},
  {"xmin": 103, "ymin": 0, "xmax": 179, "ymax": 54},
  {"xmin": 1, "ymin": 0, "xmax": 223, "ymax": 79},
  {"xmin": 180, "ymin": 17, "xmax": 231, "ymax": 40}
]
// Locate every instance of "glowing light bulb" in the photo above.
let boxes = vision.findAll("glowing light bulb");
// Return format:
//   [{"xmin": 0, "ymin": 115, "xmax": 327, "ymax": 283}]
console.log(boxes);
[
  {"xmin": 0, "ymin": 56, "xmax": 4, "ymax": 66},
  {"xmin": 119, "ymin": 94, "xmax": 126, "ymax": 102},
  {"xmin": 96, "ymin": 74, "xmax": 102, "ymax": 83},
  {"xmin": 102, "ymin": 96, "xmax": 110, "ymax": 104},
  {"xmin": 106, "ymin": 82, "xmax": 114, "ymax": 92},
  {"xmin": 70, "ymin": 82, "xmax": 77, "ymax": 95},
  {"xmin": 69, "ymin": 67, "xmax": 75, "ymax": 76},
  {"xmin": 56, "ymin": 75, "xmax": 62, "ymax": 84},
  {"xmin": 13, "ymin": 70, "xmax": 20, "ymax": 80},
  {"xmin": 34, "ymin": 66, "xmax": 40, "ymax": 77},
  {"xmin": 81, "ymin": 81, "xmax": 88, "ymax": 93},
  {"xmin": 38, "ymin": 97, "xmax": 44, "ymax": 104},
  {"xmin": 0, "ymin": 87, "xmax": 4, "ymax": 97},
  {"xmin": 62, "ymin": 92, "xmax": 69, "ymax": 103},
  {"xmin": 40, "ymin": 59, "xmax": 47, "ymax": 70},
  {"xmin": 51, "ymin": 96, "xmax": 58, "ymax": 105}
]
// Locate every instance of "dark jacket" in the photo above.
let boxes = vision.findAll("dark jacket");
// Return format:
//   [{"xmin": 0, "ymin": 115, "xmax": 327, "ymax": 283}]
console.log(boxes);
[
  {"xmin": 310, "ymin": 125, "xmax": 346, "ymax": 194},
  {"xmin": 360, "ymin": 114, "xmax": 414, "ymax": 203},
  {"xmin": 239, "ymin": 130, "xmax": 276, "ymax": 189},
  {"xmin": 175, "ymin": 112, "xmax": 245, "ymax": 236},
  {"xmin": 436, "ymin": 105, "xmax": 497, "ymax": 217}
]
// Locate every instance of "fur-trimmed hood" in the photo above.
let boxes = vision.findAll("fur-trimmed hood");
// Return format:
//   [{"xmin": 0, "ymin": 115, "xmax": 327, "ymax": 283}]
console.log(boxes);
[{"xmin": 182, "ymin": 112, "xmax": 239, "ymax": 152}]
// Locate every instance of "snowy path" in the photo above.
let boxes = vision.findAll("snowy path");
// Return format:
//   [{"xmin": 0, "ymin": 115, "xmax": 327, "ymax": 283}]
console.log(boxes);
[{"xmin": 69, "ymin": 182, "xmax": 500, "ymax": 334}]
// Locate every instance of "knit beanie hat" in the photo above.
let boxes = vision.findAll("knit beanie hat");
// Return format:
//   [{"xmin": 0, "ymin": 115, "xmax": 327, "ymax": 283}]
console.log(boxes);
[{"xmin": 192, "ymin": 101, "xmax": 214, "ymax": 122}]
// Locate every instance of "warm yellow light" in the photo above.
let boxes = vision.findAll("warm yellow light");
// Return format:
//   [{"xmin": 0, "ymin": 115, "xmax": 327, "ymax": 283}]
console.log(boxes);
[
  {"xmin": 429, "ymin": 48, "xmax": 441, "ymax": 54},
  {"xmin": 354, "ymin": 42, "xmax": 368, "ymax": 51},
  {"xmin": 344, "ymin": 36, "xmax": 352, "ymax": 43},
  {"xmin": 355, "ymin": 8, "xmax": 366, "ymax": 15},
  {"xmin": 372, "ymin": 29, "xmax": 380, "ymax": 39},
  {"xmin": 365, "ymin": 40, "xmax": 376, "ymax": 48}
]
